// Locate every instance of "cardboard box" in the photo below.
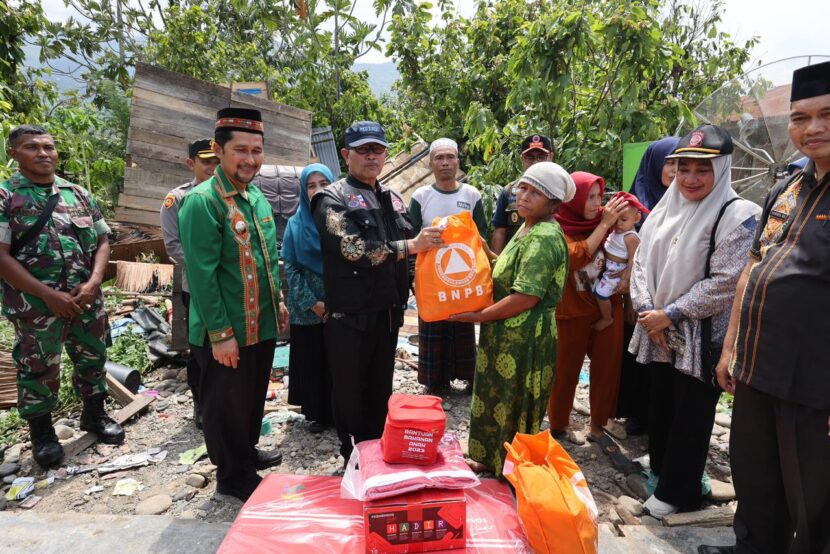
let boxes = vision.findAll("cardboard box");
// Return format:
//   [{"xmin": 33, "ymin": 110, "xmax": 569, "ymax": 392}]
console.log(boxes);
[{"xmin": 365, "ymin": 488, "xmax": 466, "ymax": 553}]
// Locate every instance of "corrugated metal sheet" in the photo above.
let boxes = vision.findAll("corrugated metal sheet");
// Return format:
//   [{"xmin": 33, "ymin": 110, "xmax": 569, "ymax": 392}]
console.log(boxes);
[{"xmin": 311, "ymin": 126, "xmax": 342, "ymax": 179}]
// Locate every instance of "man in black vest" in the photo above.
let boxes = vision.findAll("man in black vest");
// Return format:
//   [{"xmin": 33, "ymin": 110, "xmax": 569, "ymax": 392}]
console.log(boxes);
[
  {"xmin": 312, "ymin": 121, "xmax": 442, "ymax": 462},
  {"xmin": 699, "ymin": 60, "xmax": 830, "ymax": 554}
]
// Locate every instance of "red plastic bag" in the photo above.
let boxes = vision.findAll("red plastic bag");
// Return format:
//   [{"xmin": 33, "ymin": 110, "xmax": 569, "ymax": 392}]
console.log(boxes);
[
  {"xmin": 341, "ymin": 433, "xmax": 479, "ymax": 501},
  {"xmin": 414, "ymin": 211, "xmax": 494, "ymax": 322},
  {"xmin": 381, "ymin": 393, "xmax": 446, "ymax": 465},
  {"xmin": 503, "ymin": 430, "xmax": 598, "ymax": 554}
]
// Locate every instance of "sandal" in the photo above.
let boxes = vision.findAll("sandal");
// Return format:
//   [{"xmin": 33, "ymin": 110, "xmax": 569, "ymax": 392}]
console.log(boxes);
[
  {"xmin": 552, "ymin": 428, "xmax": 587, "ymax": 446},
  {"xmin": 603, "ymin": 420, "xmax": 628, "ymax": 440},
  {"xmin": 589, "ymin": 433, "xmax": 642, "ymax": 475}
]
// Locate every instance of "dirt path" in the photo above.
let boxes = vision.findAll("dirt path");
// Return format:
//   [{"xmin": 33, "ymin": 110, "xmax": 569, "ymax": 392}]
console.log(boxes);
[{"xmin": 0, "ymin": 351, "xmax": 734, "ymax": 531}]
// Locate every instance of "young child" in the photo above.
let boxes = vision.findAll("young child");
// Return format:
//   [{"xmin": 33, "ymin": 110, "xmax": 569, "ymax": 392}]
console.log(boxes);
[{"xmin": 592, "ymin": 192, "xmax": 650, "ymax": 331}]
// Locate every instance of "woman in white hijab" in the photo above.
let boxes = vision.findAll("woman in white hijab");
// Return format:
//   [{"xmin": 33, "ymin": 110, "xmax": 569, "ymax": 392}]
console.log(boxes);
[{"xmin": 629, "ymin": 125, "xmax": 760, "ymax": 518}]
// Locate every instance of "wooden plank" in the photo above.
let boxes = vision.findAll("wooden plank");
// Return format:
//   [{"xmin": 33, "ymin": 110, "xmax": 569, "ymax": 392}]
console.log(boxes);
[
  {"xmin": 135, "ymin": 62, "xmax": 232, "ymax": 104},
  {"xmin": 120, "ymin": 182, "xmax": 187, "ymax": 201},
  {"xmin": 133, "ymin": 86, "xmax": 225, "ymax": 120},
  {"xmin": 106, "ymin": 373, "xmax": 136, "ymax": 408},
  {"xmin": 118, "ymin": 194, "xmax": 169, "ymax": 213},
  {"xmin": 62, "ymin": 394, "xmax": 154, "ymax": 459},
  {"xmin": 124, "ymin": 167, "xmax": 190, "ymax": 189},
  {"xmin": 230, "ymin": 90, "xmax": 311, "ymax": 122},
  {"xmin": 114, "ymin": 207, "xmax": 166, "ymax": 227},
  {"xmin": 129, "ymin": 104, "xmax": 217, "ymax": 139},
  {"xmin": 126, "ymin": 156, "xmax": 193, "ymax": 180},
  {"xmin": 133, "ymin": 87, "xmax": 310, "ymax": 140},
  {"xmin": 662, "ymin": 506, "xmax": 735, "ymax": 528}
]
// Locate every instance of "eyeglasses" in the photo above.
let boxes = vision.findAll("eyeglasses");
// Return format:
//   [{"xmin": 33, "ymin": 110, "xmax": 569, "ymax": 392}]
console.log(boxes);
[
  {"xmin": 352, "ymin": 145, "xmax": 387, "ymax": 156},
  {"xmin": 521, "ymin": 151, "xmax": 550, "ymax": 163}
]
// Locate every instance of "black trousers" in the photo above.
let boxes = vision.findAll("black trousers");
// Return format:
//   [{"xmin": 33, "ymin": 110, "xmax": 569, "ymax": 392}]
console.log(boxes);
[
  {"xmin": 192, "ymin": 338, "xmax": 276, "ymax": 486},
  {"xmin": 731, "ymin": 381, "xmax": 830, "ymax": 554},
  {"xmin": 182, "ymin": 292, "xmax": 202, "ymax": 407},
  {"xmin": 324, "ymin": 311, "xmax": 398, "ymax": 460},
  {"xmin": 287, "ymin": 323, "xmax": 332, "ymax": 425},
  {"xmin": 648, "ymin": 362, "xmax": 721, "ymax": 510},
  {"xmin": 615, "ymin": 322, "xmax": 651, "ymax": 424}
]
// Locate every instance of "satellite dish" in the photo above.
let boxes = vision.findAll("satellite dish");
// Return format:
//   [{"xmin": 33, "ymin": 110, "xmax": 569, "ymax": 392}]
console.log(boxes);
[{"xmin": 685, "ymin": 55, "xmax": 830, "ymax": 205}]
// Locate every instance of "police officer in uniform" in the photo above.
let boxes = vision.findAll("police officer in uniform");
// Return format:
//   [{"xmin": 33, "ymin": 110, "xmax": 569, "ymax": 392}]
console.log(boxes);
[
  {"xmin": 160, "ymin": 138, "xmax": 219, "ymax": 428},
  {"xmin": 312, "ymin": 121, "xmax": 443, "ymax": 462},
  {"xmin": 699, "ymin": 61, "xmax": 830, "ymax": 554},
  {"xmin": 0, "ymin": 125, "xmax": 123, "ymax": 468},
  {"xmin": 178, "ymin": 109, "xmax": 287, "ymax": 501},
  {"xmin": 490, "ymin": 134, "xmax": 554, "ymax": 253}
]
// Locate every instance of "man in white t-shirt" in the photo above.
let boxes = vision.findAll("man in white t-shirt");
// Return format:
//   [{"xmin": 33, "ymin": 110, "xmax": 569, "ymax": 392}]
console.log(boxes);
[{"xmin": 408, "ymin": 139, "xmax": 486, "ymax": 392}]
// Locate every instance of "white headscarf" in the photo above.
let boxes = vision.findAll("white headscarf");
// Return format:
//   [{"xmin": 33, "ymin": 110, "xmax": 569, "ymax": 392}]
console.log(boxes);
[
  {"xmin": 635, "ymin": 155, "xmax": 760, "ymax": 308},
  {"xmin": 519, "ymin": 162, "xmax": 576, "ymax": 202}
]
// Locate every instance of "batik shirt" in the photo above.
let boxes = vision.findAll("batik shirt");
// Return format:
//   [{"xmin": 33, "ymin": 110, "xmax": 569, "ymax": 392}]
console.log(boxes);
[
  {"xmin": 732, "ymin": 161, "xmax": 830, "ymax": 409},
  {"xmin": 0, "ymin": 172, "xmax": 109, "ymax": 318}
]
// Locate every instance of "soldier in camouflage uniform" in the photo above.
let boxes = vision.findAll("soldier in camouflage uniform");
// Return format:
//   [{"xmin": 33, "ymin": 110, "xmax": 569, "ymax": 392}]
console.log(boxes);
[{"xmin": 0, "ymin": 125, "xmax": 124, "ymax": 468}]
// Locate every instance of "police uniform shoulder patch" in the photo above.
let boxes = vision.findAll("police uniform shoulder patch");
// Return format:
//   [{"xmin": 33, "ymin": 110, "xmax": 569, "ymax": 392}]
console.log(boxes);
[{"xmin": 162, "ymin": 194, "xmax": 176, "ymax": 209}]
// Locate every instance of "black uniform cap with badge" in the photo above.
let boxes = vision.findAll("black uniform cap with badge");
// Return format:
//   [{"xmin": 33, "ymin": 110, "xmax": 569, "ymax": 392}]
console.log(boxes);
[
  {"xmin": 790, "ymin": 60, "xmax": 830, "ymax": 102},
  {"xmin": 665, "ymin": 124, "xmax": 733, "ymax": 159},
  {"xmin": 520, "ymin": 134, "xmax": 553, "ymax": 155},
  {"xmin": 188, "ymin": 138, "xmax": 217, "ymax": 160},
  {"xmin": 215, "ymin": 107, "xmax": 265, "ymax": 136}
]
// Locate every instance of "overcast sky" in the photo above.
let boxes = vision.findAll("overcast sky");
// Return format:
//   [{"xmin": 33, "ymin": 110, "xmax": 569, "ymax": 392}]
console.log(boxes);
[{"xmin": 38, "ymin": 0, "xmax": 829, "ymax": 68}]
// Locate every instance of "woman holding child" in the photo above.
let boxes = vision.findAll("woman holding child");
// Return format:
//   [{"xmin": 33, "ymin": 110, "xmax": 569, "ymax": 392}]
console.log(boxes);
[
  {"xmin": 547, "ymin": 172, "xmax": 633, "ymax": 448},
  {"xmin": 629, "ymin": 125, "xmax": 759, "ymax": 517}
]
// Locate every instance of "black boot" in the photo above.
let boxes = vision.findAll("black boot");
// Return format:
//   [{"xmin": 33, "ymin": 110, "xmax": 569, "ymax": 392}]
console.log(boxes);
[
  {"xmin": 28, "ymin": 414, "xmax": 65, "ymax": 468},
  {"xmin": 80, "ymin": 393, "xmax": 125, "ymax": 444}
]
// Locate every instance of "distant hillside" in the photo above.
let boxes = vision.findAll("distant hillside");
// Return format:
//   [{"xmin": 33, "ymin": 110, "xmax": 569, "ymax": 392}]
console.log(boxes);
[
  {"xmin": 25, "ymin": 44, "xmax": 400, "ymax": 98},
  {"xmin": 352, "ymin": 62, "xmax": 399, "ymax": 97}
]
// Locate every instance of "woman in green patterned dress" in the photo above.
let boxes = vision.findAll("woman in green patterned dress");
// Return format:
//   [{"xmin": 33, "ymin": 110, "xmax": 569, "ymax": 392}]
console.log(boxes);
[{"xmin": 449, "ymin": 162, "xmax": 574, "ymax": 474}]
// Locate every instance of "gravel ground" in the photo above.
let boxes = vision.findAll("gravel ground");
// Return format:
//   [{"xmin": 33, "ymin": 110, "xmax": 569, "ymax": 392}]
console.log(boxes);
[{"xmin": 0, "ymin": 350, "xmax": 735, "ymax": 528}]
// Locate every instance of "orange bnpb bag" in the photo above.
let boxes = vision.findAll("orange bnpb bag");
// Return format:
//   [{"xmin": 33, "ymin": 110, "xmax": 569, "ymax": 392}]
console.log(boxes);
[
  {"xmin": 503, "ymin": 430, "xmax": 598, "ymax": 554},
  {"xmin": 414, "ymin": 211, "xmax": 493, "ymax": 322}
]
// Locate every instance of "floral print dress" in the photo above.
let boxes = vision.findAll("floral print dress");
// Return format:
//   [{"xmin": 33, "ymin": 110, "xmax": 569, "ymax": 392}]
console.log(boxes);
[{"xmin": 468, "ymin": 220, "xmax": 568, "ymax": 474}]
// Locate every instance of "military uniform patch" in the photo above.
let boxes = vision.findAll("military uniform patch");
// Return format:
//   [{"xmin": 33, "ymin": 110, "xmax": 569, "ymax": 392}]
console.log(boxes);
[{"xmin": 163, "ymin": 194, "xmax": 176, "ymax": 209}]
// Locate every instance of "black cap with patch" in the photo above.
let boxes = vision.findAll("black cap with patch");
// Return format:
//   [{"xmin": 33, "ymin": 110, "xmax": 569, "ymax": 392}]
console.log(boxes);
[
  {"xmin": 666, "ymin": 124, "xmax": 733, "ymax": 159},
  {"xmin": 790, "ymin": 60, "xmax": 830, "ymax": 102},
  {"xmin": 188, "ymin": 138, "xmax": 216, "ymax": 159},
  {"xmin": 344, "ymin": 120, "xmax": 388, "ymax": 148},
  {"xmin": 520, "ymin": 134, "xmax": 552, "ymax": 155}
]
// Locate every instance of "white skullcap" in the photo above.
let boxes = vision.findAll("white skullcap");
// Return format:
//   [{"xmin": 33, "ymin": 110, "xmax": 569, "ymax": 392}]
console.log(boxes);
[
  {"xmin": 429, "ymin": 138, "xmax": 458, "ymax": 154},
  {"xmin": 519, "ymin": 162, "xmax": 576, "ymax": 202}
]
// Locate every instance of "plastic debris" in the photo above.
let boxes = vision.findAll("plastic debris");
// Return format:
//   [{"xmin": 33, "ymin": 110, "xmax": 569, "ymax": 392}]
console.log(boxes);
[
  {"xmin": 97, "ymin": 453, "xmax": 151, "ymax": 474},
  {"xmin": 179, "ymin": 444, "xmax": 208, "ymax": 465},
  {"xmin": 5, "ymin": 477, "xmax": 35, "ymax": 500},
  {"xmin": 260, "ymin": 418, "xmax": 273, "ymax": 436},
  {"xmin": 85, "ymin": 485, "xmax": 105, "ymax": 495},
  {"xmin": 265, "ymin": 410, "xmax": 305, "ymax": 425},
  {"xmin": 19, "ymin": 495, "xmax": 42, "ymax": 509},
  {"xmin": 113, "ymin": 478, "xmax": 143, "ymax": 496},
  {"xmin": 4, "ymin": 476, "xmax": 52, "ymax": 501}
]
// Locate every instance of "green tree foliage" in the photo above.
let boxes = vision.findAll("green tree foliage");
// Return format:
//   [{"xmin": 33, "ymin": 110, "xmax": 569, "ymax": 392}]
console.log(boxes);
[
  {"xmin": 388, "ymin": 0, "xmax": 757, "ymax": 189},
  {"xmin": 0, "ymin": 2, "xmax": 127, "ymax": 212}
]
